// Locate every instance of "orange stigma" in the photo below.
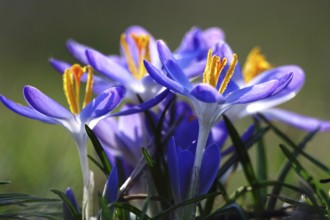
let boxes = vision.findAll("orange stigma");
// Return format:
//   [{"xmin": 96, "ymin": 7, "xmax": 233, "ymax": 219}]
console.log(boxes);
[
  {"xmin": 120, "ymin": 33, "xmax": 151, "ymax": 80},
  {"xmin": 63, "ymin": 64, "xmax": 93, "ymax": 114}
]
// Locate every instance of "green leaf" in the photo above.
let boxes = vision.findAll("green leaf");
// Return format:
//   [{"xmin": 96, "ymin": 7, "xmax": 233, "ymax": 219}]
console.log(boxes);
[
  {"xmin": 278, "ymin": 144, "xmax": 330, "ymax": 212},
  {"xmin": 98, "ymin": 195, "xmax": 112, "ymax": 220},
  {"xmin": 51, "ymin": 189, "xmax": 81, "ymax": 219},
  {"xmin": 205, "ymin": 203, "xmax": 248, "ymax": 220},
  {"xmin": 141, "ymin": 148, "xmax": 155, "ymax": 168},
  {"xmin": 217, "ymin": 125, "xmax": 269, "ymax": 179},
  {"xmin": 88, "ymin": 155, "xmax": 109, "ymax": 176},
  {"xmin": 152, "ymin": 192, "xmax": 222, "ymax": 220},
  {"xmin": 223, "ymin": 115, "xmax": 263, "ymax": 211},
  {"xmin": 109, "ymin": 202, "xmax": 151, "ymax": 220},
  {"xmin": 257, "ymin": 114, "xmax": 330, "ymax": 174},
  {"xmin": 254, "ymin": 117, "xmax": 267, "ymax": 204},
  {"xmin": 85, "ymin": 124, "xmax": 112, "ymax": 176},
  {"xmin": 266, "ymin": 127, "xmax": 323, "ymax": 210},
  {"xmin": 0, "ymin": 181, "xmax": 11, "ymax": 185}
]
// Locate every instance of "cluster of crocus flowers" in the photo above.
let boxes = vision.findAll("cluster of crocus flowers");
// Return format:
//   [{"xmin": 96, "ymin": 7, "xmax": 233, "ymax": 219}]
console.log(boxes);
[{"xmin": 2, "ymin": 25, "xmax": 330, "ymax": 220}]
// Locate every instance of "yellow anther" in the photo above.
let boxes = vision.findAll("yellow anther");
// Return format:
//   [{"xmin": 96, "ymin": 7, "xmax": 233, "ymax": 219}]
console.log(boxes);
[
  {"xmin": 242, "ymin": 47, "xmax": 271, "ymax": 83},
  {"xmin": 120, "ymin": 33, "xmax": 150, "ymax": 80},
  {"xmin": 63, "ymin": 64, "xmax": 94, "ymax": 114},
  {"xmin": 202, "ymin": 50, "xmax": 227, "ymax": 88},
  {"xmin": 219, "ymin": 53, "xmax": 237, "ymax": 94}
]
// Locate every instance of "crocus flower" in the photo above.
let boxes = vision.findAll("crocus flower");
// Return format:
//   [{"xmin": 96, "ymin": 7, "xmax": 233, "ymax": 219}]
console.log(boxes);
[
  {"xmin": 167, "ymin": 137, "xmax": 221, "ymax": 203},
  {"xmin": 0, "ymin": 64, "xmax": 125, "ymax": 219},
  {"xmin": 50, "ymin": 26, "xmax": 224, "ymax": 101},
  {"xmin": 226, "ymin": 47, "xmax": 330, "ymax": 131},
  {"xmin": 63, "ymin": 188, "xmax": 80, "ymax": 220},
  {"xmin": 145, "ymin": 40, "xmax": 293, "ymax": 200},
  {"xmin": 93, "ymin": 104, "xmax": 151, "ymax": 172}
]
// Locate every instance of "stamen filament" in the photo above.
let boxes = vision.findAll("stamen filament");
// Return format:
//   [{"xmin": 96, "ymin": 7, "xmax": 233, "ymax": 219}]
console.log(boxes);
[
  {"xmin": 83, "ymin": 66, "xmax": 94, "ymax": 108},
  {"xmin": 120, "ymin": 34, "xmax": 139, "ymax": 79},
  {"xmin": 219, "ymin": 53, "xmax": 238, "ymax": 94}
]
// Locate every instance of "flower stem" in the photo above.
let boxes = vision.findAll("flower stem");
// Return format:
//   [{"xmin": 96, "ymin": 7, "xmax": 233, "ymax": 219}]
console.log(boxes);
[
  {"xmin": 183, "ymin": 118, "xmax": 212, "ymax": 219},
  {"xmin": 76, "ymin": 135, "xmax": 94, "ymax": 220}
]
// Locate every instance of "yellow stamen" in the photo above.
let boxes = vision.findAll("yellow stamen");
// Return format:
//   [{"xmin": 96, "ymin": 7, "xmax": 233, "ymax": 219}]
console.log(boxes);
[
  {"xmin": 242, "ymin": 47, "xmax": 272, "ymax": 83},
  {"xmin": 202, "ymin": 50, "xmax": 228, "ymax": 88},
  {"xmin": 219, "ymin": 53, "xmax": 238, "ymax": 94},
  {"xmin": 202, "ymin": 49, "xmax": 236, "ymax": 95},
  {"xmin": 63, "ymin": 64, "xmax": 94, "ymax": 114},
  {"xmin": 120, "ymin": 33, "xmax": 150, "ymax": 80}
]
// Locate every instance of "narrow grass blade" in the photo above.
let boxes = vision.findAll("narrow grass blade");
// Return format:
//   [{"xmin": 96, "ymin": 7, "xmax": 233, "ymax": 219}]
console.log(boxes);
[
  {"xmin": 223, "ymin": 115, "xmax": 263, "ymax": 211},
  {"xmin": 51, "ymin": 189, "xmax": 81, "ymax": 219},
  {"xmin": 85, "ymin": 124, "xmax": 112, "ymax": 176}
]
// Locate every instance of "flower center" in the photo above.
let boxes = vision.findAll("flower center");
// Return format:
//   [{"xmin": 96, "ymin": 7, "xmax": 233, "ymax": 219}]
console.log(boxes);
[
  {"xmin": 120, "ymin": 33, "xmax": 151, "ymax": 80},
  {"xmin": 202, "ymin": 49, "xmax": 238, "ymax": 94},
  {"xmin": 242, "ymin": 47, "xmax": 271, "ymax": 83},
  {"xmin": 63, "ymin": 64, "xmax": 94, "ymax": 114}
]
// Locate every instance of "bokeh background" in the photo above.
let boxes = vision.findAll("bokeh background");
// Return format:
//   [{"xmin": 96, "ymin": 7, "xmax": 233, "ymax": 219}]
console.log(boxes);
[{"xmin": 0, "ymin": 0, "xmax": 330, "ymax": 203}]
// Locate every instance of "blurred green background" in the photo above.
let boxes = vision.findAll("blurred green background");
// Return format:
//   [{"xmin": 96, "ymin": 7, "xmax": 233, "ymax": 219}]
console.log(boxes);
[{"xmin": 0, "ymin": 0, "xmax": 330, "ymax": 203}]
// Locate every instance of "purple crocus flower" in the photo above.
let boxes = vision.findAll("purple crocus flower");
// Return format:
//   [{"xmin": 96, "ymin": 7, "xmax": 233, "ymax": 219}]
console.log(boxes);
[
  {"xmin": 226, "ymin": 47, "xmax": 330, "ymax": 131},
  {"xmin": 167, "ymin": 137, "xmax": 221, "ymax": 204},
  {"xmin": 0, "ymin": 64, "xmax": 124, "ymax": 219},
  {"xmin": 93, "ymin": 104, "xmax": 151, "ymax": 170},
  {"xmin": 144, "ymin": 40, "xmax": 294, "ymax": 200},
  {"xmin": 63, "ymin": 188, "xmax": 80, "ymax": 220},
  {"xmin": 50, "ymin": 26, "xmax": 224, "ymax": 101}
]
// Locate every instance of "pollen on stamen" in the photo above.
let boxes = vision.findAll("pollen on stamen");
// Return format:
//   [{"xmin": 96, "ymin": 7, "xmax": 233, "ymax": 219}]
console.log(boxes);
[
  {"xmin": 219, "ymin": 53, "xmax": 238, "ymax": 94},
  {"xmin": 242, "ymin": 47, "xmax": 271, "ymax": 83},
  {"xmin": 202, "ymin": 49, "xmax": 228, "ymax": 89}
]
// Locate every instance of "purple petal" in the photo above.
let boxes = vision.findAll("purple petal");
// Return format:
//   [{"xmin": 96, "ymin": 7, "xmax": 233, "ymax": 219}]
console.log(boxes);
[
  {"xmin": 175, "ymin": 27, "xmax": 202, "ymax": 55},
  {"xmin": 174, "ymin": 27, "xmax": 202, "ymax": 67},
  {"xmin": 66, "ymin": 39, "xmax": 93, "ymax": 64},
  {"xmin": 178, "ymin": 149, "xmax": 194, "ymax": 200},
  {"xmin": 23, "ymin": 86, "xmax": 73, "ymax": 120},
  {"xmin": 174, "ymin": 114, "xmax": 199, "ymax": 148},
  {"xmin": 65, "ymin": 187, "xmax": 79, "ymax": 210},
  {"xmin": 104, "ymin": 166, "xmax": 118, "ymax": 203},
  {"xmin": 144, "ymin": 61, "xmax": 188, "ymax": 95},
  {"xmin": 80, "ymin": 86, "xmax": 125, "ymax": 123},
  {"xmin": 91, "ymin": 75, "xmax": 114, "ymax": 94},
  {"xmin": 118, "ymin": 105, "xmax": 144, "ymax": 143},
  {"xmin": 86, "ymin": 49, "xmax": 134, "ymax": 84},
  {"xmin": 262, "ymin": 108, "xmax": 330, "ymax": 132},
  {"xmin": 157, "ymin": 40, "xmax": 193, "ymax": 89},
  {"xmin": 190, "ymin": 84, "xmax": 225, "ymax": 103},
  {"xmin": 111, "ymin": 89, "xmax": 170, "ymax": 116},
  {"xmin": 63, "ymin": 187, "xmax": 79, "ymax": 220},
  {"xmin": 209, "ymin": 120, "xmax": 228, "ymax": 148},
  {"xmin": 49, "ymin": 58, "xmax": 71, "ymax": 74},
  {"xmin": 250, "ymin": 65, "xmax": 304, "ymax": 95},
  {"xmin": 167, "ymin": 137, "xmax": 182, "ymax": 202},
  {"xmin": 183, "ymin": 60, "xmax": 207, "ymax": 78},
  {"xmin": 199, "ymin": 143, "xmax": 221, "ymax": 194},
  {"xmin": 269, "ymin": 72, "xmax": 293, "ymax": 96},
  {"xmin": 93, "ymin": 117, "xmax": 120, "ymax": 151},
  {"xmin": 0, "ymin": 95, "xmax": 57, "ymax": 124},
  {"xmin": 201, "ymin": 27, "xmax": 225, "ymax": 50},
  {"xmin": 225, "ymin": 80, "xmax": 279, "ymax": 104}
]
